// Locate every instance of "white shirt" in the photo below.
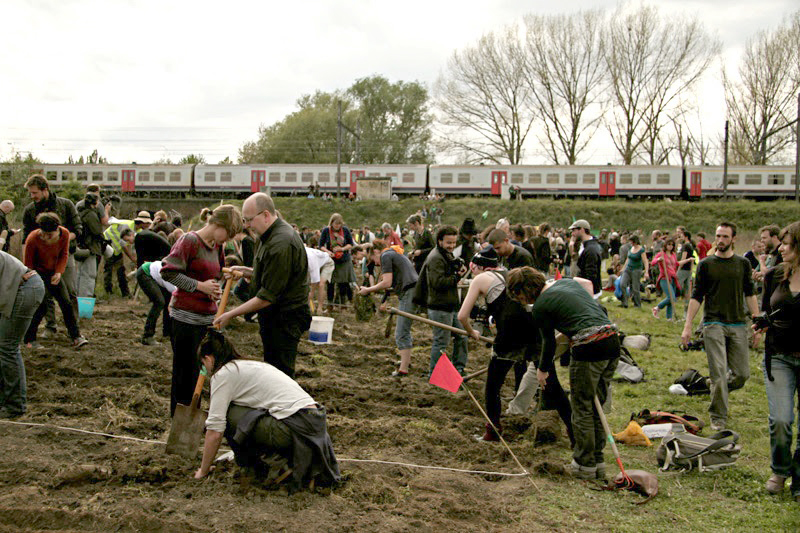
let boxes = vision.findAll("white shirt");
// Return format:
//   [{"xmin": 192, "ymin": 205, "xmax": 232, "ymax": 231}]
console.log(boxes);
[
  {"xmin": 205, "ymin": 359, "xmax": 315, "ymax": 433},
  {"xmin": 148, "ymin": 260, "xmax": 177, "ymax": 294},
  {"xmin": 305, "ymin": 246, "xmax": 334, "ymax": 283}
]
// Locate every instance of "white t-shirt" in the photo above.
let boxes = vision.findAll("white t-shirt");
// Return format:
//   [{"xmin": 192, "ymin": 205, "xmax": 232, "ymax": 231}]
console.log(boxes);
[
  {"xmin": 305, "ymin": 246, "xmax": 334, "ymax": 284},
  {"xmin": 148, "ymin": 260, "xmax": 177, "ymax": 294},
  {"xmin": 205, "ymin": 359, "xmax": 315, "ymax": 433}
]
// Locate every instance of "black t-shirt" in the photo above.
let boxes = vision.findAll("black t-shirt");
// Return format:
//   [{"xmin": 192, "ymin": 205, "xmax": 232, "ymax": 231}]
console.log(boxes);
[
  {"xmin": 134, "ymin": 230, "xmax": 171, "ymax": 267},
  {"xmin": 504, "ymin": 245, "xmax": 533, "ymax": 269},
  {"xmin": 691, "ymin": 254, "xmax": 754, "ymax": 324},
  {"xmin": 679, "ymin": 241, "xmax": 694, "ymax": 271}
]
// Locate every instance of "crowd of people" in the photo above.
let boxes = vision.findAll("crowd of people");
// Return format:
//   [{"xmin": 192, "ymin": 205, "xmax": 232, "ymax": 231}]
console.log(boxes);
[{"xmin": 1, "ymin": 174, "xmax": 799, "ymax": 501}]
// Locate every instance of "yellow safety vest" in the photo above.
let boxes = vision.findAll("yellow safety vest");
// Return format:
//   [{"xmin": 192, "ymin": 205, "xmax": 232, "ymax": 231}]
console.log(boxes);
[{"xmin": 104, "ymin": 220, "xmax": 135, "ymax": 254}]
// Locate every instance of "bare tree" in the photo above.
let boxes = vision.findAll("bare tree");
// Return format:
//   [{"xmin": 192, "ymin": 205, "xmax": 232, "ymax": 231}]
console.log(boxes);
[
  {"xmin": 523, "ymin": 10, "xmax": 605, "ymax": 165},
  {"xmin": 603, "ymin": 5, "xmax": 720, "ymax": 164},
  {"xmin": 725, "ymin": 11, "xmax": 800, "ymax": 165},
  {"xmin": 434, "ymin": 27, "xmax": 535, "ymax": 164}
]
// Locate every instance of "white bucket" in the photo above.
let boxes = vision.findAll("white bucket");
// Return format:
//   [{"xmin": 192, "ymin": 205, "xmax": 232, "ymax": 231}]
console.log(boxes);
[{"xmin": 308, "ymin": 316, "xmax": 334, "ymax": 344}]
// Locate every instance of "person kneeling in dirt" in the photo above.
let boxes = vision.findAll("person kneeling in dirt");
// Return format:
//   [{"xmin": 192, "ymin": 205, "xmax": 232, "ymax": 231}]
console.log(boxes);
[
  {"xmin": 194, "ymin": 330, "xmax": 341, "ymax": 491},
  {"xmin": 507, "ymin": 267, "xmax": 619, "ymax": 481}
]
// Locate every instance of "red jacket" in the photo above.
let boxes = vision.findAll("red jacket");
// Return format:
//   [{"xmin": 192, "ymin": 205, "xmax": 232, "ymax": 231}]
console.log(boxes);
[{"xmin": 24, "ymin": 226, "xmax": 69, "ymax": 276}]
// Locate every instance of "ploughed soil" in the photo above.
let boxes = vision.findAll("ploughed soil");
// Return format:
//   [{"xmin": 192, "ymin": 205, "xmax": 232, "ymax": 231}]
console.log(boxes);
[{"xmin": 0, "ymin": 297, "xmax": 576, "ymax": 532}]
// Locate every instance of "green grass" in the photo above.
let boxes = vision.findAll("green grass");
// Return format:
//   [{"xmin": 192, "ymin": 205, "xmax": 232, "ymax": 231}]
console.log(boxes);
[{"xmin": 526, "ymin": 300, "xmax": 799, "ymax": 532}]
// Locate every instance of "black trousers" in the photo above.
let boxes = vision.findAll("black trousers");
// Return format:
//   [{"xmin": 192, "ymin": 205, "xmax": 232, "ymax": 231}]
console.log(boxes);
[
  {"xmin": 104, "ymin": 253, "xmax": 129, "ymax": 297},
  {"xmin": 25, "ymin": 276, "xmax": 81, "ymax": 343},
  {"xmin": 136, "ymin": 269, "xmax": 172, "ymax": 338},
  {"xmin": 258, "ymin": 305, "xmax": 312, "ymax": 378},
  {"xmin": 169, "ymin": 319, "xmax": 207, "ymax": 417}
]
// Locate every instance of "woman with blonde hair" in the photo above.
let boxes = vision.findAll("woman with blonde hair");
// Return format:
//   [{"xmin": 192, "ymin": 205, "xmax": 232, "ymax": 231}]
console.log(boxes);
[
  {"xmin": 319, "ymin": 213, "xmax": 355, "ymax": 306},
  {"xmin": 160, "ymin": 204, "xmax": 242, "ymax": 417}
]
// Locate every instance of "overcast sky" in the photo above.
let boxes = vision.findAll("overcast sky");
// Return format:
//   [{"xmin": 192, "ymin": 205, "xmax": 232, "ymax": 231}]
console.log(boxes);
[{"xmin": 0, "ymin": 0, "xmax": 796, "ymax": 164}]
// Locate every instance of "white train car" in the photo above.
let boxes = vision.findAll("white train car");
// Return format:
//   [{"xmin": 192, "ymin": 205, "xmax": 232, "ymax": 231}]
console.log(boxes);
[
  {"xmin": 347, "ymin": 164, "xmax": 427, "ymax": 195},
  {"xmin": 685, "ymin": 165, "xmax": 798, "ymax": 198},
  {"xmin": 36, "ymin": 164, "xmax": 194, "ymax": 195},
  {"xmin": 429, "ymin": 165, "xmax": 494, "ymax": 195},
  {"xmin": 612, "ymin": 166, "xmax": 683, "ymax": 197}
]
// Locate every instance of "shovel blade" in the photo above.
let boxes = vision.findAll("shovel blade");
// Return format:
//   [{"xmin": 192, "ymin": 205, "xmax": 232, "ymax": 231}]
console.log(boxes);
[{"xmin": 165, "ymin": 403, "xmax": 206, "ymax": 458}]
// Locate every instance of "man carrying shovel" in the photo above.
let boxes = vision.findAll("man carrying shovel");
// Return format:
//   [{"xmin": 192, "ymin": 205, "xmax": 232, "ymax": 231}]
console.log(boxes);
[{"xmin": 507, "ymin": 267, "xmax": 620, "ymax": 481}]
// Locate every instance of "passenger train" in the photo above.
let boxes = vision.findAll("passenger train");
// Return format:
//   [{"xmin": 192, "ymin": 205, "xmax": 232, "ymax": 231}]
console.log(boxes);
[{"xmin": 1, "ymin": 162, "xmax": 796, "ymax": 199}]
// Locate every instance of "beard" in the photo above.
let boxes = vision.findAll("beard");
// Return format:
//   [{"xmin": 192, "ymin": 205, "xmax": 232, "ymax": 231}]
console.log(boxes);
[{"xmin": 716, "ymin": 242, "xmax": 730, "ymax": 253}]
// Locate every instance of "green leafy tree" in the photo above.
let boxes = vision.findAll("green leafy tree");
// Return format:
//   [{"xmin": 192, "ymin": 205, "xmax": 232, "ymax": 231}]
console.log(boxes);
[
  {"xmin": 0, "ymin": 152, "xmax": 43, "ymax": 211},
  {"xmin": 67, "ymin": 149, "xmax": 109, "ymax": 164},
  {"xmin": 178, "ymin": 154, "xmax": 206, "ymax": 164}
]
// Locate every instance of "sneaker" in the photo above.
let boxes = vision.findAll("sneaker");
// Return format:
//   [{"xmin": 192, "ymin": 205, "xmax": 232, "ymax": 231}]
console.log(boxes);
[
  {"xmin": 73, "ymin": 336, "xmax": 89, "ymax": 349},
  {"xmin": 710, "ymin": 420, "xmax": 725, "ymax": 432},
  {"xmin": 595, "ymin": 463, "xmax": 607, "ymax": 482},
  {"xmin": 141, "ymin": 336, "xmax": 160, "ymax": 346},
  {"xmin": 391, "ymin": 370, "xmax": 408, "ymax": 378},
  {"xmin": 475, "ymin": 423, "xmax": 501, "ymax": 442},
  {"xmin": 564, "ymin": 460, "xmax": 596, "ymax": 481},
  {"xmin": 25, "ymin": 341, "xmax": 43, "ymax": 350},
  {"xmin": 766, "ymin": 474, "xmax": 787, "ymax": 494},
  {"xmin": 40, "ymin": 329, "xmax": 56, "ymax": 339}
]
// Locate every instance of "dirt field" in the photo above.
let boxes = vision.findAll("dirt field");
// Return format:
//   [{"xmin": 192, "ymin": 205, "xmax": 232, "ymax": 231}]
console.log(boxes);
[{"xmin": 0, "ymin": 297, "xmax": 589, "ymax": 532}]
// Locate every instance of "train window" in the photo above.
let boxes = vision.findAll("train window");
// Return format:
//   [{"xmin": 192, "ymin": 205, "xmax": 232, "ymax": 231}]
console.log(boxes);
[
  {"xmin": 510, "ymin": 173, "xmax": 523, "ymax": 184},
  {"xmin": 546, "ymin": 174, "xmax": 559, "ymax": 184},
  {"xmin": 205, "ymin": 172, "xmax": 216, "ymax": 182},
  {"xmin": 657, "ymin": 174, "xmax": 670, "ymax": 184},
  {"xmin": 220, "ymin": 172, "xmax": 232, "ymax": 182},
  {"xmin": 638, "ymin": 174, "xmax": 651, "ymax": 185},
  {"xmin": 285, "ymin": 172, "xmax": 297, "ymax": 182},
  {"xmin": 107, "ymin": 171, "xmax": 118, "ymax": 182},
  {"xmin": 726, "ymin": 174, "xmax": 739, "ymax": 185},
  {"xmin": 92, "ymin": 171, "xmax": 103, "ymax": 181},
  {"xmin": 768, "ymin": 174, "xmax": 784, "ymax": 185},
  {"xmin": 528, "ymin": 174, "xmax": 541, "ymax": 184},
  {"xmin": 269, "ymin": 172, "xmax": 281, "ymax": 182},
  {"xmin": 402, "ymin": 173, "xmax": 415, "ymax": 183},
  {"xmin": 564, "ymin": 174, "xmax": 577, "ymax": 184},
  {"xmin": 139, "ymin": 172, "xmax": 150, "ymax": 182},
  {"xmin": 619, "ymin": 174, "xmax": 633, "ymax": 184},
  {"xmin": 582, "ymin": 174, "xmax": 596, "ymax": 184},
  {"xmin": 458, "ymin": 173, "xmax": 471, "ymax": 183},
  {"xmin": 170, "ymin": 172, "xmax": 182, "ymax": 182},
  {"xmin": 75, "ymin": 171, "xmax": 86, "ymax": 181},
  {"xmin": 338, "ymin": 172, "xmax": 346, "ymax": 182},
  {"xmin": 62, "ymin": 171, "xmax": 73, "ymax": 181},
  {"xmin": 46, "ymin": 171, "xmax": 57, "ymax": 181},
  {"xmin": 318, "ymin": 172, "xmax": 330, "ymax": 182},
  {"xmin": 154, "ymin": 172, "xmax": 165, "ymax": 182},
  {"xmin": 745, "ymin": 174, "xmax": 761, "ymax": 185},
  {"xmin": 440, "ymin": 173, "xmax": 453, "ymax": 184},
  {"xmin": 301, "ymin": 173, "xmax": 313, "ymax": 182}
]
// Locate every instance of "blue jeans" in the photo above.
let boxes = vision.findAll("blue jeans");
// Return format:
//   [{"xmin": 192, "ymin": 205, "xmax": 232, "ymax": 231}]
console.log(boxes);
[
  {"xmin": 0, "ymin": 274, "xmax": 45, "ymax": 414},
  {"xmin": 657, "ymin": 279, "xmax": 677, "ymax": 318},
  {"xmin": 764, "ymin": 353, "xmax": 800, "ymax": 496},
  {"xmin": 394, "ymin": 289, "xmax": 414, "ymax": 350},
  {"xmin": 427, "ymin": 309, "xmax": 468, "ymax": 373}
]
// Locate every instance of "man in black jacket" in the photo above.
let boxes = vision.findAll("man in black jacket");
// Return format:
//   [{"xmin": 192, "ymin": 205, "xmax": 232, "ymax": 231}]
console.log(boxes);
[
  {"xmin": 571, "ymin": 219, "xmax": 602, "ymax": 298},
  {"xmin": 22, "ymin": 174, "xmax": 82, "ymax": 333},
  {"xmin": 420, "ymin": 225, "xmax": 469, "ymax": 375}
]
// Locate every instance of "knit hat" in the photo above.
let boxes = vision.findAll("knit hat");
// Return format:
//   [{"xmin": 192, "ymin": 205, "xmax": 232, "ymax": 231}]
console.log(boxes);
[{"xmin": 471, "ymin": 246, "xmax": 499, "ymax": 268}]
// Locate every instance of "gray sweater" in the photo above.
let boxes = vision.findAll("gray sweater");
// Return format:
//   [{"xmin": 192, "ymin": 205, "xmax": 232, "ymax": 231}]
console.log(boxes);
[{"xmin": 0, "ymin": 251, "xmax": 28, "ymax": 318}]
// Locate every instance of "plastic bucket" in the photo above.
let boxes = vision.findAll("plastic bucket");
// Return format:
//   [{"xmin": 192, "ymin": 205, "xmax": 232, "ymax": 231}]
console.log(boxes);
[
  {"xmin": 77, "ymin": 297, "xmax": 96, "ymax": 319},
  {"xmin": 308, "ymin": 316, "xmax": 334, "ymax": 344}
]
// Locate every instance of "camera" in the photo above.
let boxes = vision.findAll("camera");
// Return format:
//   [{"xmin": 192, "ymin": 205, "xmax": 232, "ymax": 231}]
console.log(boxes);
[{"xmin": 680, "ymin": 339, "xmax": 704, "ymax": 352}]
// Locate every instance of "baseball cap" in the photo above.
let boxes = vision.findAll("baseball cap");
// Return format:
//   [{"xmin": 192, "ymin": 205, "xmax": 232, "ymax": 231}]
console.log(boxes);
[{"xmin": 569, "ymin": 219, "xmax": 591, "ymax": 231}]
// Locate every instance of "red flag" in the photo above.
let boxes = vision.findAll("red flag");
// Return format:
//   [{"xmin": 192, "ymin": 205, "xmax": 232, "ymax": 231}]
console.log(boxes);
[
  {"xmin": 429, "ymin": 352, "xmax": 463, "ymax": 393},
  {"xmin": 554, "ymin": 269, "xmax": 562, "ymax": 280}
]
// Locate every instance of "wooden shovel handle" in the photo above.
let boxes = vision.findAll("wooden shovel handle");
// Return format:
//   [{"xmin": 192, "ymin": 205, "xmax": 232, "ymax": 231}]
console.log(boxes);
[{"xmin": 191, "ymin": 373, "xmax": 206, "ymax": 409}]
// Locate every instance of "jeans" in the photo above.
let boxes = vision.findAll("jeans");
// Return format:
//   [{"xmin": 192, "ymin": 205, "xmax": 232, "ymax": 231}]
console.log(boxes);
[
  {"xmin": 258, "ymin": 305, "xmax": 312, "ymax": 378},
  {"xmin": 703, "ymin": 323, "xmax": 750, "ymax": 424},
  {"xmin": 619, "ymin": 268, "xmax": 642, "ymax": 307},
  {"xmin": 427, "ymin": 309, "xmax": 468, "ymax": 373},
  {"xmin": 677, "ymin": 268, "xmax": 692, "ymax": 297},
  {"xmin": 25, "ymin": 274, "xmax": 81, "ymax": 343},
  {"xmin": 0, "ymin": 274, "xmax": 45, "ymax": 414},
  {"xmin": 136, "ymin": 268, "xmax": 172, "ymax": 339},
  {"xmin": 104, "ymin": 253, "xmax": 129, "ymax": 297},
  {"xmin": 764, "ymin": 353, "xmax": 800, "ymax": 496},
  {"xmin": 76, "ymin": 254, "xmax": 99, "ymax": 297},
  {"xmin": 569, "ymin": 335, "xmax": 619, "ymax": 468},
  {"xmin": 394, "ymin": 289, "xmax": 414, "ymax": 350},
  {"xmin": 657, "ymin": 279, "xmax": 678, "ymax": 319}
]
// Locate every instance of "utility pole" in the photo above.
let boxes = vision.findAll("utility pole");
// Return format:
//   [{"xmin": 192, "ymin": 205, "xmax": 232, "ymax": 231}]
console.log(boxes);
[
  {"xmin": 355, "ymin": 118, "xmax": 361, "ymax": 163},
  {"xmin": 723, "ymin": 120, "xmax": 729, "ymax": 201},
  {"xmin": 795, "ymin": 93, "xmax": 800, "ymax": 202},
  {"xmin": 336, "ymin": 100, "xmax": 342, "ymax": 198}
]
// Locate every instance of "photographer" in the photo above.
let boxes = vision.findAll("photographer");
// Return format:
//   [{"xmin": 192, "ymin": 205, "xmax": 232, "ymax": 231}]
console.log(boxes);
[
  {"xmin": 419, "ymin": 225, "xmax": 469, "ymax": 376},
  {"xmin": 75, "ymin": 193, "xmax": 107, "ymax": 297}
]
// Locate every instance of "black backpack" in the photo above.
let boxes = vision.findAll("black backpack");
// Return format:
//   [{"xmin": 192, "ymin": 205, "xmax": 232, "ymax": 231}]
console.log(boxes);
[{"xmin": 674, "ymin": 369, "xmax": 710, "ymax": 396}]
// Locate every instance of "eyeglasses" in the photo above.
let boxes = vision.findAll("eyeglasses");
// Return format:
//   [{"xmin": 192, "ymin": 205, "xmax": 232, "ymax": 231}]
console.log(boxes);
[{"xmin": 243, "ymin": 210, "xmax": 267, "ymax": 224}]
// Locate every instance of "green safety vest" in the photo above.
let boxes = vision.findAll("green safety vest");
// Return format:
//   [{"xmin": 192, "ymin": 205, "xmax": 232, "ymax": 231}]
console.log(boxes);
[{"xmin": 103, "ymin": 220, "xmax": 135, "ymax": 254}]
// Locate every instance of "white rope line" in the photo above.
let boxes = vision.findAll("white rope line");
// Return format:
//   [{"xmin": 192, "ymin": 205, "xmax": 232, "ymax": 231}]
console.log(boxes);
[{"xmin": 0, "ymin": 420, "xmax": 528, "ymax": 478}]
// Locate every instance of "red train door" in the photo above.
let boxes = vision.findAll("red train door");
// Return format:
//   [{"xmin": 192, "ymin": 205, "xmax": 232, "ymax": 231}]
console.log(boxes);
[
  {"xmin": 251, "ymin": 170, "xmax": 266, "ymax": 192},
  {"xmin": 690, "ymin": 171, "xmax": 702, "ymax": 197},
  {"xmin": 491, "ymin": 171, "xmax": 506, "ymax": 196},
  {"xmin": 599, "ymin": 171, "xmax": 615, "ymax": 197},
  {"xmin": 121, "ymin": 169, "xmax": 135, "ymax": 192},
  {"xmin": 350, "ymin": 170, "xmax": 364, "ymax": 194}
]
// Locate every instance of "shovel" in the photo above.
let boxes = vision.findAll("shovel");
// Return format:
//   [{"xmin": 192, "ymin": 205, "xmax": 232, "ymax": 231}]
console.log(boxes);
[{"xmin": 165, "ymin": 272, "xmax": 237, "ymax": 458}]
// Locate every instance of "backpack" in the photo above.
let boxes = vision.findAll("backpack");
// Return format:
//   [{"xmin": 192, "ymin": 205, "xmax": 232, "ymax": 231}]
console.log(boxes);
[
  {"xmin": 656, "ymin": 427, "xmax": 741, "ymax": 472},
  {"xmin": 632, "ymin": 409, "xmax": 704, "ymax": 435},
  {"xmin": 613, "ymin": 346, "xmax": 644, "ymax": 383},
  {"xmin": 674, "ymin": 369, "xmax": 711, "ymax": 396},
  {"xmin": 412, "ymin": 263, "xmax": 428, "ymax": 308}
]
